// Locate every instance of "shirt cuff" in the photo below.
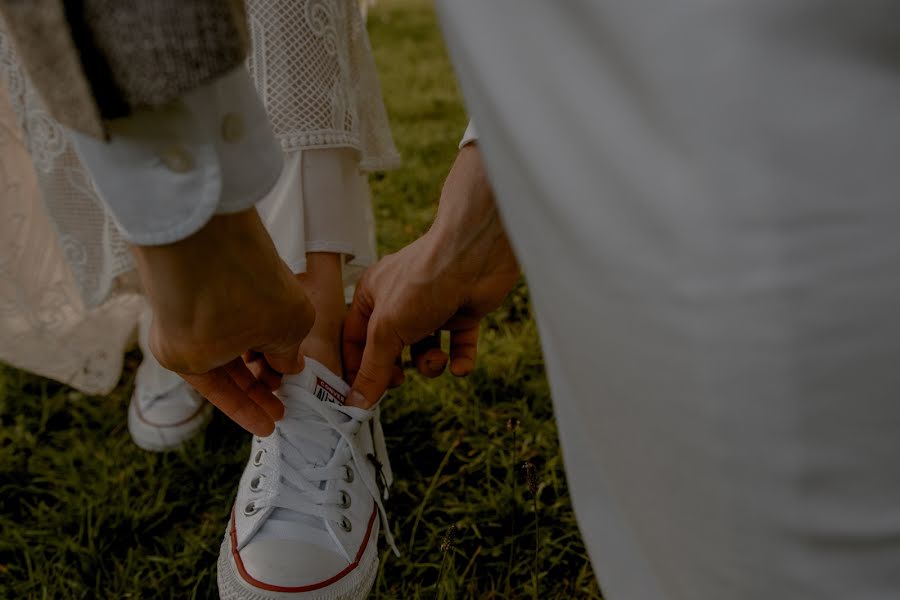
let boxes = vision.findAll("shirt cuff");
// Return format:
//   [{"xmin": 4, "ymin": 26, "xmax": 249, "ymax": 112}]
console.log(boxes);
[
  {"xmin": 68, "ymin": 67, "xmax": 284, "ymax": 246},
  {"xmin": 459, "ymin": 120, "xmax": 479, "ymax": 149}
]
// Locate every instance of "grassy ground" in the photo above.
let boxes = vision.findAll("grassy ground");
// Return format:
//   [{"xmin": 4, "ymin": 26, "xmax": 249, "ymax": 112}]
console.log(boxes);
[{"xmin": 0, "ymin": 2, "xmax": 601, "ymax": 598}]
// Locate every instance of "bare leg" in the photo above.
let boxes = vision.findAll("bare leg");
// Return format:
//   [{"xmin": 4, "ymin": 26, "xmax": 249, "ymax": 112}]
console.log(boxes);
[{"xmin": 295, "ymin": 252, "xmax": 345, "ymax": 375}]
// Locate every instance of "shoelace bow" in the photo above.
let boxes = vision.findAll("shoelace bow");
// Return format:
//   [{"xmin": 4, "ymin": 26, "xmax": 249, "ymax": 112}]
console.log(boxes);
[{"xmin": 251, "ymin": 388, "xmax": 399, "ymax": 557}]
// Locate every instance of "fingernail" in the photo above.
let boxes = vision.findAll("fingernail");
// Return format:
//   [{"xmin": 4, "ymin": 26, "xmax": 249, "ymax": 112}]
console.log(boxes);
[
  {"xmin": 347, "ymin": 390, "xmax": 372, "ymax": 408},
  {"xmin": 347, "ymin": 390, "xmax": 367, "ymax": 408}
]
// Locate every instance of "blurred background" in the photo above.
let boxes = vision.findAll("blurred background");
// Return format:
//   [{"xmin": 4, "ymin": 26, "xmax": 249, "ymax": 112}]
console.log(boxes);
[{"xmin": 0, "ymin": 2, "xmax": 600, "ymax": 598}]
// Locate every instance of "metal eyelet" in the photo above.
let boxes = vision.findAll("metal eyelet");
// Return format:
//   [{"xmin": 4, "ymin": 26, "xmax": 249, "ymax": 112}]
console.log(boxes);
[
  {"xmin": 343, "ymin": 465, "xmax": 354, "ymax": 483},
  {"xmin": 250, "ymin": 475, "xmax": 264, "ymax": 492},
  {"xmin": 339, "ymin": 516, "xmax": 352, "ymax": 532},
  {"xmin": 252, "ymin": 449, "xmax": 266, "ymax": 466},
  {"xmin": 243, "ymin": 501, "xmax": 258, "ymax": 516},
  {"xmin": 339, "ymin": 490, "xmax": 351, "ymax": 509}
]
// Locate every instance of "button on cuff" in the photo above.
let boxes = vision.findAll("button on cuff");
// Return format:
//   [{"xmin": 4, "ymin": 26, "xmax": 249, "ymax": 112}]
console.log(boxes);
[{"xmin": 159, "ymin": 145, "xmax": 194, "ymax": 173}]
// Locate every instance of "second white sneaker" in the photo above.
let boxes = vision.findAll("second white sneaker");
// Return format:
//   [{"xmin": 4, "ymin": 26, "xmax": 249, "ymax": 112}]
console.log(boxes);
[
  {"xmin": 129, "ymin": 307, "xmax": 212, "ymax": 451},
  {"xmin": 217, "ymin": 359, "xmax": 397, "ymax": 599},
  {"xmin": 128, "ymin": 351, "xmax": 212, "ymax": 452}
]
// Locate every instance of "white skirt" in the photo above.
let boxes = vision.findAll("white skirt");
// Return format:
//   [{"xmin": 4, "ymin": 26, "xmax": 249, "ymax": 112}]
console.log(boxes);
[{"xmin": 259, "ymin": 147, "xmax": 377, "ymax": 293}]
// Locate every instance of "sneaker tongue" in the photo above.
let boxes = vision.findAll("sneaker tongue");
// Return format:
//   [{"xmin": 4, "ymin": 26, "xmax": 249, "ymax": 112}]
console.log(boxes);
[
  {"xmin": 293, "ymin": 359, "xmax": 349, "ymax": 406},
  {"xmin": 279, "ymin": 359, "xmax": 350, "ymax": 467}
]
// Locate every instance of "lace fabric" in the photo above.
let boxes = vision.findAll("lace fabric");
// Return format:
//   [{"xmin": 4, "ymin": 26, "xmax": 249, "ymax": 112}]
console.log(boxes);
[
  {"xmin": 246, "ymin": 0, "xmax": 399, "ymax": 171},
  {"xmin": 0, "ymin": 25, "xmax": 135, "ymax": 310},
  {"xmin": 0, "ymin": 1, "xmax": 396, "ymax": 394},
  {"xmin": 0, "ymin": 82, "xmax": 144, "ymax": 394}
]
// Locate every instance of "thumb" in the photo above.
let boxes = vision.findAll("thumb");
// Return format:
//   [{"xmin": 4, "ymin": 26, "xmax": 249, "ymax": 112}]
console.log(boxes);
[
  {"xmin": 342, "ymin": 287, "xmax": 372, "ymax": 388},
  {"xmin": 346, "ymin": 317, "xmax": 403, "ymax": 408}
]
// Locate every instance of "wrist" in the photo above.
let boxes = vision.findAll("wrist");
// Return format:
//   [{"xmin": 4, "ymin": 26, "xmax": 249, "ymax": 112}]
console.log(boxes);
[{"xmin": 131, "ymin": 208, "xmax": 294, "ymax": 338}]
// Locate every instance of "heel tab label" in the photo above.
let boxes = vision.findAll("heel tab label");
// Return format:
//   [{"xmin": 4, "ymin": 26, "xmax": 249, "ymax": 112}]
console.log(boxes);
[{"xmin": 314, "ymin": 376, "xmax": 346, "ymax": 405}]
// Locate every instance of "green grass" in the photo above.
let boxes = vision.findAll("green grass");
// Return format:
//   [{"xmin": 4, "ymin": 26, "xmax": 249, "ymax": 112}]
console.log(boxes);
[{"xmin": 0, "ymin": 2, "xmax": 600, "ymax": 598}]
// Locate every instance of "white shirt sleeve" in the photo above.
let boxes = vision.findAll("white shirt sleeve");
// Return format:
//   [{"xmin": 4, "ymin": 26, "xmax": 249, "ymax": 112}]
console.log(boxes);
[
  {"xmin": 67, "ymin": 67, "xmax": 284, "ymax": 246},
  {"xmin": 459, "ymin": 120, "xmax": 479, "ymax": 148}
]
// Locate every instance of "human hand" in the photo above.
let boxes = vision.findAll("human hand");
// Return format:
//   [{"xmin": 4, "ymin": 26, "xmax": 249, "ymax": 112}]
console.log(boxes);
[
  {"xmin": 131, "ymin": 208, "xmax": 315, "ymax": 436},
  {"xmin": 343, "ymin": 145, "xmax": 520, "ymax": 407}
]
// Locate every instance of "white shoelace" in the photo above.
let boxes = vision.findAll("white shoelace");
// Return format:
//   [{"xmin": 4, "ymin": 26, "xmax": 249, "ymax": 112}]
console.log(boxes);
[{"xmin": 248, "ymin": 385, "xmax": 399, "ymax": 556}]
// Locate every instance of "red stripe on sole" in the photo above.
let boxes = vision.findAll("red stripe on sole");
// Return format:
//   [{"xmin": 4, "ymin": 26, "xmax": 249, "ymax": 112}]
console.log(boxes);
[{"xmin": 229, "ymin": 505, "xmax": 378, "ymax": 593}]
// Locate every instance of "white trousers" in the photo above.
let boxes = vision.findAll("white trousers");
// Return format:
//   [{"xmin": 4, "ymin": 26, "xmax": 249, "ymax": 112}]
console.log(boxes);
[{"xmin": 438, "ymin": 2, "xmax": 900, "ymax": 599}]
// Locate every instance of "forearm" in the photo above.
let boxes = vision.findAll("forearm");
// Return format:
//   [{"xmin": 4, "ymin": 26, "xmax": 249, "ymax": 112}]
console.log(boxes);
[{"xmin": 423, "ymin": 144, "xmax": 518, "ymax": 285}]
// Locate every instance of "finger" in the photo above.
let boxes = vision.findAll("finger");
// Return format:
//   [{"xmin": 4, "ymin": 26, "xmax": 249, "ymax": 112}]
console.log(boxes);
[
  {"xmin": 180, "ymin": 368, "xmax": 277, "ymax": 436},
  {"xmin": 222, "ymin": 358, "xmax": 285, "ymax": 421},
  {"xmin": 346, "ymin": 318, "xmax": 404, "ymax": 408},
  {"xmin": 263, "ymin": 348, "xmax": 305, "ymax": 376},
  {"xmin": 411, "ymin": 333, "xmax": 448, "ymax": 378},
  {"xmin": 243, "ymin": 351, "xmax": 283, "ymax": 391},
  {"xmin": 449, "ymin": 324, "xmax": 480, "ymax": 377}
]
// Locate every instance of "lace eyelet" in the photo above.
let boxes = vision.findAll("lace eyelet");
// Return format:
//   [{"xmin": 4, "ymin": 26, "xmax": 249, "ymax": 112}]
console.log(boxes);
[
  {"xmin": 250, "ymin": 475, "xmax": 264, "ymax": 492},
  {"xmin": 252, "ymin": 449, "xmax": 266, "ymax": 467},
  {"xmin": 243, "ymin": 501, "xmax": 259, "ymax": 516},
  {"xmin": 339, "ymin": 516, "xmax": 352, "ymax": 532},
  {"xmin": 339, "ymin": 490, "xmax": 351, "ymax": 509},
  {"xmin": 343, "ymin": 465, "xmax": 354, "ymax": 483}
]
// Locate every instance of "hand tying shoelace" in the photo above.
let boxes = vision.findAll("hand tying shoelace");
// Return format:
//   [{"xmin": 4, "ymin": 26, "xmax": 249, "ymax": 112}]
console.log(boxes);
[{"xmin": 218, "ymin": 359, "xmax": 397, "ymax": 600}]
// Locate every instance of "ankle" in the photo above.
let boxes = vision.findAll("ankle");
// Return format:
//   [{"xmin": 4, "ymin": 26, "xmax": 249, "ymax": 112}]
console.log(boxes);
[
  {"xmin": 299, "ymin": 330, "xmax": 340, "ymax": 376},
  {"xmin": 301, "ymin": 342, "xmax": 342, "ymax": 376},
  {"xmin": 294, "ymin": 252, "xmax": 346, "ymax": 377}
]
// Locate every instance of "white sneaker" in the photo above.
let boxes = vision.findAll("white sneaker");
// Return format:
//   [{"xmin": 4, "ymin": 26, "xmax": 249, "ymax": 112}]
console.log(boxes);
[
  {"xmin": 127, "ymin": 354, "xmax": 212, "ymax": 452},
  {"xmin": 217, "ymin": 359, "xmax": 397, "ymax": 599}
]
